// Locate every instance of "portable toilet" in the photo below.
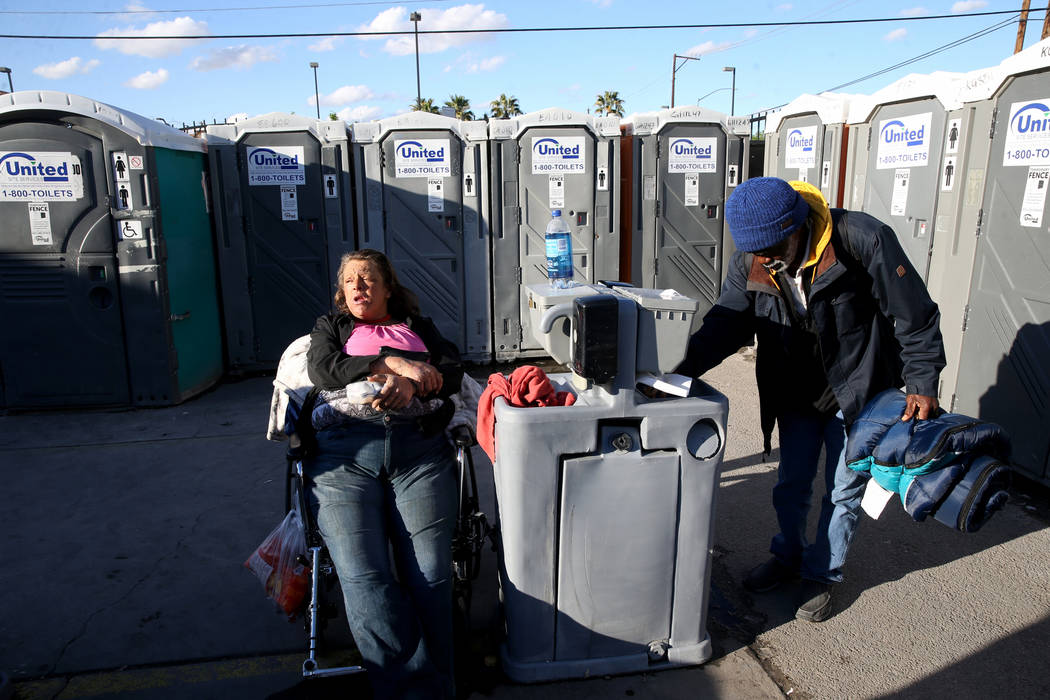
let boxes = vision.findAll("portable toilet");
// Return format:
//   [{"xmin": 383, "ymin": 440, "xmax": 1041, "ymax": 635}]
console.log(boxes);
[
  {"xmin": 841, "ymin": 94, "xmax": 877, "ymax": 210},
  {"xmin": 488, "ymin": 108, "xmax": 621, "ymax": 361},
  {"xmin": 351, "ymin": 112, "xmax": 492, "ymax": 362},
  {"xmin": 764, "ymin": 93, "xmax": 855, "ymax": 207},
  {"xmin": 206, "ymin": 114, "xmax": 355, "ymax": 370},
  {"xmin": 0, "ymin": 91, "xmax": 222, "ymax": 409},
  {"xmin": 949, "ymin": 38, "xmax": 1050, "ymax": 484},
  {"xmin": 850, "ymin": 72, "xmax": 965, "ymax": 280},
  {"xmin": 621, "ymin": 107, "xmax": 749, "ymax": 319},
  {"xmin": 922, "ymin": 62, "xmax": 1004, "ymax": 413}
]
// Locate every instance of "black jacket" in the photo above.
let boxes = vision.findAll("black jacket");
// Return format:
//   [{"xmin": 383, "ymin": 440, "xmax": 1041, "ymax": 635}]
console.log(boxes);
[
  {"xmin": 677, "ymin": 206, "xmax": 945, "ymax": 452},
  {"xmin": 306, "ymin": 311, "xmax": 464, "ymax": 401}
]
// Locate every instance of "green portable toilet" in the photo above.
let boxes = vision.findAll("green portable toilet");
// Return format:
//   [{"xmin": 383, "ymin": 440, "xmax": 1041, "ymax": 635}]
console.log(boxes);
[{"xmin": 0, "ymin": 91, "xmax": 223, "ymax": 408}]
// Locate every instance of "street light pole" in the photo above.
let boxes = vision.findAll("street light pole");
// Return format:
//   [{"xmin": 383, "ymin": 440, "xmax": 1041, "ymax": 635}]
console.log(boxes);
[
  {"xmin": 0, "ymin": 67, "xmax": 12, "ymax": 93},
  {"xmin": 670, "ymin": 53, "xmax": 700, "ymax": 109},
  {"xmin": 723, "ymin": 66, "xmax": 736, "ymax": 116},
  {"xmin": 309, "ymin": 62, "xmax": 320, "ymax": 119},
  {"xmin": 411, "ymin": 12, "xmax": 422, "ymax": 106}
]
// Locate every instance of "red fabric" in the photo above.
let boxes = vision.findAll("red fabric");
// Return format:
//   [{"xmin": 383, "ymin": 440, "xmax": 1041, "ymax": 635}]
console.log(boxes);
[{"xmin": 477, "ymin": 365, "xmax": 576, "ymax": 462}]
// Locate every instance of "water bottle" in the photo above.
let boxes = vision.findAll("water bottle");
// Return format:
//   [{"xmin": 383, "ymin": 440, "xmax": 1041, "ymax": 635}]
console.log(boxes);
[{"xmin": 545, "ymin": 209, "xmax": 574, "ymax": 289}]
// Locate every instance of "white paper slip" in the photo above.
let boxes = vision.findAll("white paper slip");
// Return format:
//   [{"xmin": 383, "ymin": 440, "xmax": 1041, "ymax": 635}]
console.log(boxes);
[
  {"xmin": 636, "ymin": 373, "xmax": 692, "ymax": 398},
  {"xmin": 860, "ymin": 478, "xmax": 895, "ymax": 519}
]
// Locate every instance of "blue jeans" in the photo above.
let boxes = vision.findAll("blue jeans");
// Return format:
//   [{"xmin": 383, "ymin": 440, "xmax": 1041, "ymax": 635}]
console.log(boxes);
[
  {"xmin": 305, "ymin": 415, "xmax": 457, "ymax": 699},
  {"xmin": 770, "ymin": 410, "xmax": 868, "ymax": 584}
]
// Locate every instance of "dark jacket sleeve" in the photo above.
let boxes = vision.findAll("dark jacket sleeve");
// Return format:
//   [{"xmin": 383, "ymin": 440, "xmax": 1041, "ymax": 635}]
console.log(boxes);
[
  {"xmin": 841, "ymin": 211, "xmax": 945, "ymax": 396},
  {"xmin": 306, "ymin": 313, "xmax": 378, "ymax": 389},
  {"xmin": 409, "ymin": 315, "xmax": 464, "ymax": 400},
  {"xmin": 305, "ymin": 312, "xmax": 465, "ymax": 398},
  {"xmin": 675, "ymin": 251, "xmax": 757, "ymax": 378}
]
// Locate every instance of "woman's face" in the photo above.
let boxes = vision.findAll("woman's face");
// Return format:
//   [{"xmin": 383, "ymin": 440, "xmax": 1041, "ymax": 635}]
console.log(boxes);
[{"xmin": 342, "ymin": 259, "xmax": 391, "ymax": 321}]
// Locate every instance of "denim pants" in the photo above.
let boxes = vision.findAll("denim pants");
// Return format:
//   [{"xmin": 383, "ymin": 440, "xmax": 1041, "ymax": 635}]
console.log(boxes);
[
  {"xmin": 770, "ymin": 410, "xmax": 868, "ymax": 584},
  {"xmin": 305, "ymin": 416, "xmax": 457, "ymax": 699}
]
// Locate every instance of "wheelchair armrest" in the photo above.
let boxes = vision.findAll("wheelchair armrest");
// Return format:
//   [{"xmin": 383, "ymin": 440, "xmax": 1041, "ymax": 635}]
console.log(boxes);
[{"xmin": 450, "ymin": 424, "xmax": 476, "ymax": 448}]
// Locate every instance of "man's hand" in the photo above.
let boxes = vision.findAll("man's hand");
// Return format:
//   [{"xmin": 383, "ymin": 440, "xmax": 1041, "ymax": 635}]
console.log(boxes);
[
  {"xmin": 901, "ymin": 394, "xmax": 939, "ymax": 422},
  {"xmin": 372, "ymin": 356, "xmax": 442, "ymax": 396},
  {"xmin": 367, "ymin": 373, "xmax": 416, "ymax": 411}
]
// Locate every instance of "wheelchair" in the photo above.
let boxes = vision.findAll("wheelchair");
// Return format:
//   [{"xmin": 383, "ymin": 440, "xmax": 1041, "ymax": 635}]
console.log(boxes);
[{"xmin": 281, "ymin": 402, "xmax": 495, "ymax": 680}]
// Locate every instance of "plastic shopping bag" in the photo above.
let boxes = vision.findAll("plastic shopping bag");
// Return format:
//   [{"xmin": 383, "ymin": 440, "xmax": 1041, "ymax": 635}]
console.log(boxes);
[{"xmin": 245, "ymin": 508, "xmax": 310, "ymax": 618}]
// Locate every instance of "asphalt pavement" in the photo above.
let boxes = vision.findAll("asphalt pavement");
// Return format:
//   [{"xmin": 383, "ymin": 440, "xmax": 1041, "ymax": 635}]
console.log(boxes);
[{"xmin": 3, "ymin": 352, "xmax": 1048, "ymax": 699}]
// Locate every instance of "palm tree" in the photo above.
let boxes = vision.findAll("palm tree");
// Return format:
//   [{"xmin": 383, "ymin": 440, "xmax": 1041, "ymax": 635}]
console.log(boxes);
[
  {"xmin": 328, "ymin": 112, "xmax": 339, "ymax": 121},
  {"xmin": 411, "ymin": 97, "xmax": 440, "ymax": 114},
  {"xmin": 594, "ymin": 91, "xmax": 625, "ymax": 117},
  {"xmin": 444, "ymin": 94, "xmax": 474, "ymax": 121},
  {"xmin": 489, "ymin": 93, "xmax": 522, "ymax": 119}
]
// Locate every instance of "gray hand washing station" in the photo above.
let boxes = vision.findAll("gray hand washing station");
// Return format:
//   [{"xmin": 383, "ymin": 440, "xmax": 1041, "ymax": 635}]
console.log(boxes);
[{"xmin": 491, "ymin": 282, "xmax": 728, "ymax": 682}]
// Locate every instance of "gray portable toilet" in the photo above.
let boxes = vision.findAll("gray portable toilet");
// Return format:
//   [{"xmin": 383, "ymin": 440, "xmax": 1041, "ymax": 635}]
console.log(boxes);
[
  {"xmin": 949, "ymin": 38, "xmax": 1050, "ymax": 484},
  {"xmin": 206, "ymin": 114, "xmax": 355, "ymax": 370},
  {"xmin": 764, "ymin": 93, "xmax": 855, "ymax": 207},
  {"xmin": 0, "ymin": 91, "xmax": 222, "ymax": 409},
  {"xmin": 841, "ymin": 94, "xmax": 877, "ymax": 210},
  {"xmin": 621, "ymin": 107, "xmax": 749, "ymax": 319},
  {"xmin": 489, "ymin": 108, "xmax": 621, "ymax": 361},
  {"xmin": 923, "ymin": 62, "xmax": 1004, "ymax": 410},
  {"xmin": 851, "ymin": 72, "xmax": 964, "ymax": 280},
  {"xmin": 351, "ymin": 112, "xmax": 491, "ymax": 362}
]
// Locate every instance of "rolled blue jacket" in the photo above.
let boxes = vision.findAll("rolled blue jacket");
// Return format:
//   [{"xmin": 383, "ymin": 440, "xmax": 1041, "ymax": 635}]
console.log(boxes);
[{"xmin": 846, "ymin": 389, "xmax": 1012, "ymax": 533}]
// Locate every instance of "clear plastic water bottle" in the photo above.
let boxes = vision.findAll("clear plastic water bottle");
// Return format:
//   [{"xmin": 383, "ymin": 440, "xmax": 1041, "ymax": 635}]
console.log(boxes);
[{"xmin": 545, "ymin": 209, "xmax": 574, "ymax": 289}]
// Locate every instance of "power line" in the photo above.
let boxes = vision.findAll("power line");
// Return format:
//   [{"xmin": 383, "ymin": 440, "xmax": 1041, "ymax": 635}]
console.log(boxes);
[
  {"xmin": 0, "ymin": 0, "xmax": 444, "ymax": 15},
  {"xmin": 0, "ymin": 9, "xmax": 1029, "ymax": 41}
]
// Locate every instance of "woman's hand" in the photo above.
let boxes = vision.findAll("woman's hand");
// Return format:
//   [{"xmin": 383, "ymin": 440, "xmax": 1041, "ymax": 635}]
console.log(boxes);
[
  {"xmin": 374, "ymin": 356, "xmax": 443, "ymax": 396},
  {"xmin": 367, "ymin": 373, "xmax": 417, "ymax": 411}
]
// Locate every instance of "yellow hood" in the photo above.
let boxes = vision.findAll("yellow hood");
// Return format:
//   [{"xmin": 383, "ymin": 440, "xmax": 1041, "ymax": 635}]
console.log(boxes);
[{"xmin": 787, "ymin": 180, "xmax": 832, "ymax": 270}]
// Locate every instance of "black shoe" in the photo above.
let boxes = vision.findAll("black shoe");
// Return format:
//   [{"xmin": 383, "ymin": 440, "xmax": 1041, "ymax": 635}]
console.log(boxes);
[
  {"xmin": 796, "ymin": 580, "xmax": 833, "ymax": 622},
  {"xmin": 743, "ymin": 557, "xmax": 798, "ymax": 593}
]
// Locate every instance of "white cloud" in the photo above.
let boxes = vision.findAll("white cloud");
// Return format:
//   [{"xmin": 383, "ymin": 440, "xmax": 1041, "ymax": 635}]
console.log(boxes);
[
  {"xmin": 190, "ymin": 45, "xmax": 278, "ymax": 71},
  {"xmin": 358, "ymin": 4, "xmax": 509, "ymax": 55},
  {"xmin": 309, "ymin": 36, "xmax": 342, "ymax": 52},
  {"xmin": 586, "ymin": 0, "xmax": 613, "ymax": 7},
  {"xmin": 33, "ymin": 57, "xmax": 101, "ymax": 80},
  {"xmin": 466, "ymin": 55, "xmax": 504, "ymax": 73},
  {"xmin": 900, "ymin": 6, "xmax": 927, "ymax": 16},
  {"xmin": 776, "ymin": 3, "xmax": 793, "ymax": 10},
  {"xmin": 96, "ymin": 16, "xmax": 209, "ymax": 58},
  {"xmin": 125, "ymin": 68, "xmax": 170, "ymax": 89},
  {"xmin": 685, "ymin": 40, "xmax": 733, "ymax": 57},
  {"xmin": 951, "ymin": 0, "xmax": 988, "ymax": 12},
  {"xmin": 884, "ymin": 28, "xmax": 908, "ymax": 42},
  {"xmin": 336, "ymin": 105, "xmax": 382, "ymax": 122},
  {"xmin": 311, "ymin": 84, "xmax": 375, "ymax": 107}
]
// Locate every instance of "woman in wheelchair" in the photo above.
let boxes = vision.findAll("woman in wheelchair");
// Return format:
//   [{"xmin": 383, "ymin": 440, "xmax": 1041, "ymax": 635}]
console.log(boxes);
[{"xmin": 304, "ymin": 248, "xmax": 463, "ymax": 699}]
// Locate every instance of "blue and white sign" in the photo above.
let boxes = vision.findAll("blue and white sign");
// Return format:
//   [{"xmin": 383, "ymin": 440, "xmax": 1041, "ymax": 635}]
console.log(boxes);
[
  {"xmin": 667, "ymin": 137, "xmax": 718, "ymax": 173},
  {"xmin": 531, "ymin": 136, "xmax": 585, "ymax": 174},
  {"xmin": 1002, "ymin": 99, "xmax": 1050, "ymax": 167},
  {"xmin": 0, "ymin": 151, "xmax": 84, "ymax": 201},
  {"xmin": 394, "ymin": 139, "xmax": 451, "ymax": 178},
  {"xmin": 876, "ymin": 113, "xmax": 932, "ymax": 170},
  {"xmin": 247, "ymin": 145, "xmax": 305, "ymax": 186},
  {"xmin": 784, "ymin": 126, "xmax": 817, "ymax": 169}
]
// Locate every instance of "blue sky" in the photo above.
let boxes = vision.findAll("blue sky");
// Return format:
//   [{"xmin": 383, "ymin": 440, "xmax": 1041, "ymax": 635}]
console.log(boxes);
[{"xmin": 1, "ymin": 1, "xmax": 1039, "ymax": 127}]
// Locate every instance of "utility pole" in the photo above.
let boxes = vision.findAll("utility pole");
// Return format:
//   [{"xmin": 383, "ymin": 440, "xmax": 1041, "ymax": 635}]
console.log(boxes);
[
  {"xmin": 411, "ymin": 12, "xmax": 422, "ymax": 106},
  {"xmin": 1015, "ymin": 0, "xmax": 1031, "ymax": 53},
  {"xmin": 670, "ymin": 54, "xmax": 700, "ymax": 109}
]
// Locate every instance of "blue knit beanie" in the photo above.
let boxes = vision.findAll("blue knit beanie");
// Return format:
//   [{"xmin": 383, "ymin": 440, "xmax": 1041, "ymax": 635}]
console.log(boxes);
[{"xmin": 725, "ymin": 177, "xmax": 810, "ymax": 252}]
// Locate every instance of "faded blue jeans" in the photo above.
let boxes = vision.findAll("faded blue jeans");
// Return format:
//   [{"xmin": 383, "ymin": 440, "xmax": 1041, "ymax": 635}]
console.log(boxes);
[
  {"xmin": 770, "ymin": 410, "xmax": 868, "ymax": 584},
  {"xmin": 305, "ymin": 415, "xmax": 457, "ymax": 699}
]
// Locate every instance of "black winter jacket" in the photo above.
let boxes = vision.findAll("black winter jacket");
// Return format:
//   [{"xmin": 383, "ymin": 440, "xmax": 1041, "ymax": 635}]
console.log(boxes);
[
  {"xmin": 306, "ymin": 311, "xmax": 464, "ymax": 401},
  {"xmin": 677, "ymin": 206, "xmax": 945, "ymax": 452}
]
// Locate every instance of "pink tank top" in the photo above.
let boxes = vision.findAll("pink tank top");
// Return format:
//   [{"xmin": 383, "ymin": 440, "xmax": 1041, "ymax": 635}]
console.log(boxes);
[{"xmin": 343, "ymin": 321, "xmax": 428, "ymax": 356}]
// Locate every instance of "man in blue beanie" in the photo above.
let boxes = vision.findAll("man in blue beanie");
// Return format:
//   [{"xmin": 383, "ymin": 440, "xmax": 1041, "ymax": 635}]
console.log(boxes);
[{"xmin": 676, "ymin": 177, "xmax": 944, "ymax": 622}]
